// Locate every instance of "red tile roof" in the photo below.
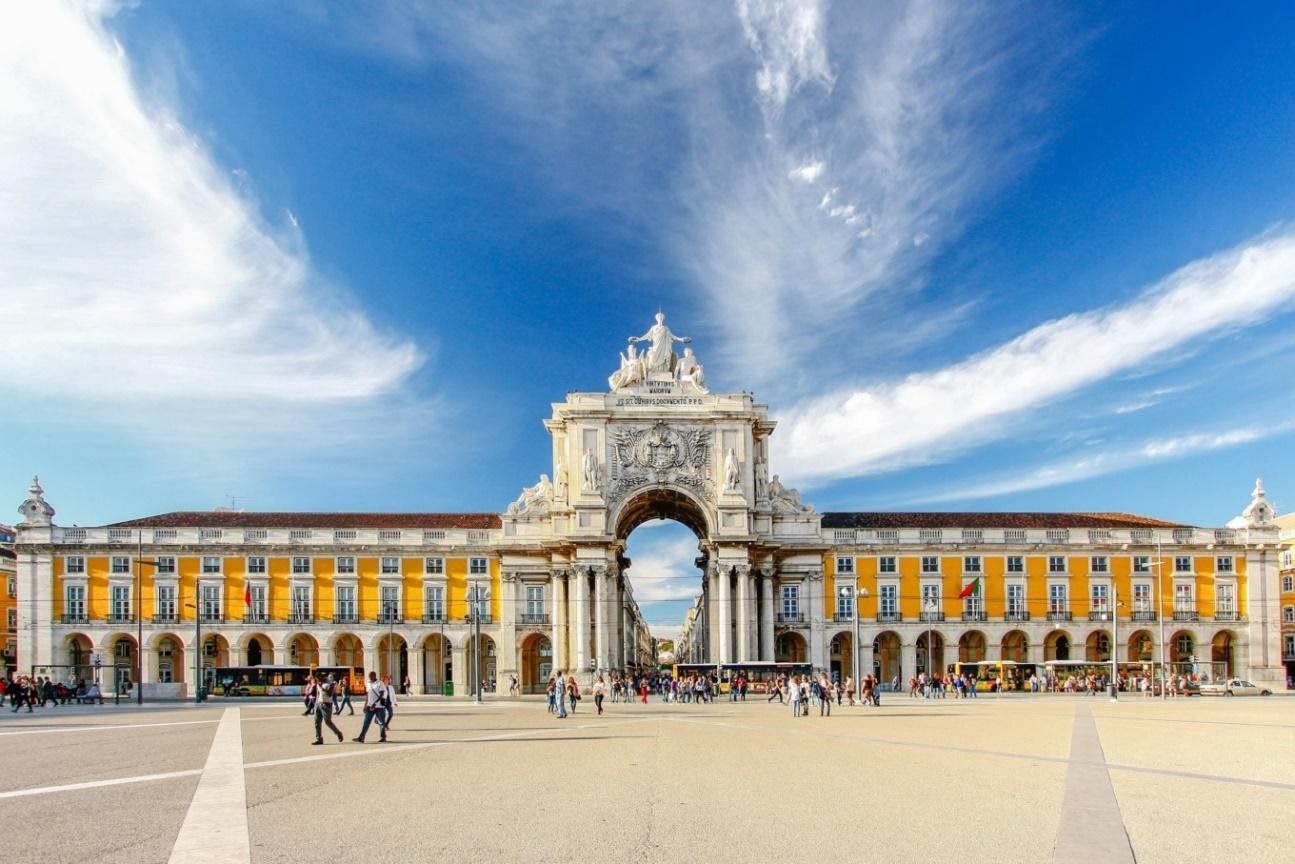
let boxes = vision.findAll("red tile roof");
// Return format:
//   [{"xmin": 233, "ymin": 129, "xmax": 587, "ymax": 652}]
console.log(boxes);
[
  {"xmin": 821, "ymin": 512, "xmax": 1187, "ymax": 530},
  {"xmin": 106, "ymin": 512, "xmax": 502, "ymax": 530}
]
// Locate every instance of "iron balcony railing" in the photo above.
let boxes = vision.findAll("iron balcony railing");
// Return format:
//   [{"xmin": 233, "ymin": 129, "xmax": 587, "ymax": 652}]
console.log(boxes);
[
  {"xmin": 876, "ymin": 611, "xmax": 903, "ymax": 623},
  {"xmin": 61, "ymin": 613, "xmax": 88, "ymax": 625},
  {"xmin": 332, "ymin": 614, "xmax": 357, "ymax": 625},
  {"xmin": 200, "ymin": 614, "xmax": 225, "ymax": 624},
  {"xmin": 1173, "ymin": 610, "xmax": 1199, "ymax": 622},
  {"xmin": 422, "ymin": 612, "xmax": 446, "ymax": 624},
  {"xmin": 1088, "ymin": 611, "xmax": 1113, "ymax": 622},
  {"xmin": 152, "ymin": 614, "xmax": 179, "ymax": 625},
  {"xmin": 775, "ymin": 612, "xmax": 805, "ymax": 625},
  {"xmin": 243, "ymin": 612, "xmax": 268, "ymax": 624},
  {"xmin": 107, "ymin": 614, "xmax": 133, "ymax": 624},
  {"xmin": 1214, "ymin": 611, "xmax": 1241, "ymax": 622},
  {"xmin": 1004, "ymin": 611, "xmax": 1030, "ymax": 622},
  {"xmin": 918, "ymin": 611, "xmax": 945, "ymax": 623},
  {"xmin": 519, "ymin": 613, "xmax": 550, "ymax": 626},
  {"xmin": 1131, "ymin": 610, "xmax": 1157, "ymax": 622},
  {"xmin": 961, "ymin": 611, "xmax": 987, "ymax": 623},
  {"xmin": 1046, "ymin": 611, "xmax": 1072, "ymax": 622},
  {"xmin": 833, "ymin": 613, "xmax": 856, "ymax": 623}
]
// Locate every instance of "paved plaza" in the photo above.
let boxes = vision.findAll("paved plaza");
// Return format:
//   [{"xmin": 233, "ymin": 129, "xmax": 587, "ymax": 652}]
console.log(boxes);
[{"xmin": 1, "ymin": 693, "xmax": 1292, "ymax": 864}]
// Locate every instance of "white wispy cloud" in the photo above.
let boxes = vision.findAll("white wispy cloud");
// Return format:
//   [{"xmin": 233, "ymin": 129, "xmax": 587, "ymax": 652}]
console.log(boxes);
[
  {"xmin": 779, "ymin": 229, "xmax": 1295, "ymax": 483},
  {"xmin": 735, "ymin": 0, "xmax": 834, "ymax": 113},
  {"xmin": 907, "ymin": 422, "xmax": 1287, "ymax": 505},
  {"xmin": 0, "ymin": 5, "xmax": 425, "ymax": 443},
  {"xmin": 624, "ymin": 526, "xmax": 704, "ymax": 603}
]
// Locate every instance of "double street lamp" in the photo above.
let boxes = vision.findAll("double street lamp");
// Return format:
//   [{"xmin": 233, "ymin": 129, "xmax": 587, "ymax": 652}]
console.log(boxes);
[{"xmin": 839, "ymin": 585, "xmax": 870, "ymax": 703}]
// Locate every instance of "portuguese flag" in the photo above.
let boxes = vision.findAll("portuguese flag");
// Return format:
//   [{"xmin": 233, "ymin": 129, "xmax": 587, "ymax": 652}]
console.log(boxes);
[{"xmin": 959, "ymin": 577, "xmax": 981, "ymax": 599}]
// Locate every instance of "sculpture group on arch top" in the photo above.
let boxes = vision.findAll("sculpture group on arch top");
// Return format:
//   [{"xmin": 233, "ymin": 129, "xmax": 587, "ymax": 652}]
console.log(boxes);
[{"xmin": 505, "ymin": 311, "xmax": 814, "ymax": 526}]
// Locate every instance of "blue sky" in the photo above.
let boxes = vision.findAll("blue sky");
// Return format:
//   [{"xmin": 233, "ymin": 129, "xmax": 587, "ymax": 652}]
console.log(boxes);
[{"xmin": 5, "ymin": 3, "xmax": 1295, "ymax": 635}]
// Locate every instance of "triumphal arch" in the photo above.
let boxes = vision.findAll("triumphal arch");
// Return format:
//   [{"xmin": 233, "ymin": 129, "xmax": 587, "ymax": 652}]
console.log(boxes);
[{"xmin": 498, "ymin": 312, "xmax": 824, "ymax": 677}]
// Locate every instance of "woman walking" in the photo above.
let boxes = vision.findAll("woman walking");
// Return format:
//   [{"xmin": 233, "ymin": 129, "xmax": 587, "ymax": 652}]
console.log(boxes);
[{"xmin": 594, "ymin": 675, "xmax": 606, "ymax": 715}]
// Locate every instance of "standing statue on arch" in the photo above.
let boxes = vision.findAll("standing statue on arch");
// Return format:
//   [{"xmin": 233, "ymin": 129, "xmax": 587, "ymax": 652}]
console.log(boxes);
[{"xmin": 630, "ymin": 312, "xmax": 692, "ymax": 376}]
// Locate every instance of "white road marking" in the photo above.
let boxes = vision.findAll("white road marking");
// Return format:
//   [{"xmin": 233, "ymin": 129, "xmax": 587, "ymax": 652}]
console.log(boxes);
[
  {"xmin": 0, "ymin": 718, "xmax": 218, "ymax": 737},
  {"xmin": 167, "ymin": 707, "xmax": 251, "ymax": 864},
  {"xmin": 0, "ymin": 768, "xmax": 202, "ymax": 800}
]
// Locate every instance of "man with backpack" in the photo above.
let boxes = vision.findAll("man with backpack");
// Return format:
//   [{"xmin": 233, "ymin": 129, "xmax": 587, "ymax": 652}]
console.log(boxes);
[
  {"xmin": 312, "ymin": 673, "xmax": 344, "ymax": 745},
  {"xmin": 352, "ymin": 671, "xmax": 389, "ymax": 743}
]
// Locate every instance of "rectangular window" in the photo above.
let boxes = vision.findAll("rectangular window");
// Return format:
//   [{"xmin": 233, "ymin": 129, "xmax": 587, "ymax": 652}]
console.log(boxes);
[
  {"xmin": 1286, "ymin": 634, "xmax": 1295, "ymax": 658},
  {"xmin": 1090, "ymin": 583, "xmax": 1109, "ymax": 614},
  {"xmin": 111, "ymin": 585, "xmax": 131, "ymax": 619},
  {"xmin": 836, "ymin": 591, "xmax": 854, "ymax": 619},
  {"xmin": 1133, "ymin": 583, "xmax": 1152, "ymax": 613},
  {"xmin": 380, "ymin": 585, "xmax": 400, "ymax": 621},
  {"xmin": 526, "ymin": 586, "xmax": 545, "ymax": 617},
  {"xmin": 1006, "ymin": 583, "xmax": 1025, "ymax": 615},
  {"xmin": 6, "ymin": 608, "xmax": 14, "ymax": 630},
  {"xmin": 879, "ymin": 584, "xmax": 897, "ymax": 616},
  {"xmin": 65, "ymin": 556, "xmax": 85, "ymax": 574},
  {"xmin": 65, "ymin": 585, "xmax": 86, "ymax": 618},
  {"xmin": 292, "ymin": 585, "xmax": 312, "ymax": 620},
  {"xmin": 1133, "ymin": 556, "xmax": 1151, "ymax": 573},
  {"xmin": 1215, "ymin": 556, "xmax": 1234, "ymax": 573},
  {"xmin": 292, "ymin": 556, "xmax": 311, "ymax": 575},
  {"xmin": 335, "ymin": 556, "xmax": 355, "ymax": 575},
  {"xmin": 1174, "ymin": 583, "xmax": 1194, "ymax": 611},
  {"xmin": 467, "ymin": 583, "xmax": 490, "ymax": 617},
  {"xmin": 780, "ymin": 584, "xmax": 800, "ymax": 617},
  {"xmin": 1090, "ymin": 556, "xmax": 1109, "ymax": 573},
  {"xmin": 1174, "ymin": 556, "xmax": 1192, "ymax": 573},
  {"xmin": 247, "ymin": 584, "xmax": 266, "ymax": 621},
  {"xmin": 200, "ymin": 584, "xmax": 221, "ymax": 620},
  {"xmin": 1048, "ymin": 583, "xmax": 1068, "ymax": 613},
  {"xmin": 1284, "ymin": 606, "xmax": 1295, "ymax": 624},
  {"xmin": 962, "ymin": 586, "xmax": 983, "ymax": 616},
  {"xmin": 155, "ymin": 556, "xmax": 176, "ymax": 574},
  {"xmin": 1284, "ymin": 575, "xmax": 1294, "ymax": 593},
  {"xmin": 1048, "ymin": 556, "xmax": 1066, "ymax": 574},
  {"xmin": 381, "ymin": 557, "xmax": 400, "ymax": 575},
  {"xmin": 156, "ymin": 584, "xmax": 176, "ymax": 619},
  {"xmin": 921, "ymin": 556, "xmax": 939, "ymax": 574},
  {"xmin": 1006, "ymin": 556, "xmax": 1024, "ymax": 574},
  {"xmin": 246, "ymin": 556, "xmax": 267, "ymax": 574},
  {"xmin": 425, "ymin": 557, "xmax": 445, "ymax": 575},
  {"xmin": 201, "ymin": 556, "xmax": 221, "ymax": 575},
  {"xmin": 111, "ymin": 556, "xmax": 130, "ymax": 574},
  {"xmin": 922, "ymin": 580, "xmax": 942, "ymax": 613},
  {"xmin": 1217, "ymin": 584, "xmax": 1235, "ymax": 615},
  {"xmin": 424, "ymin": 585, "xmax": 445, "ymax": 621},
  {"xmin": 335, "ymin": 585, "xmax": 356, "ymax": 620},
  {"xmin": 835, "ymin": 556, "xmax": 855, "ymax": 574},
  {"xmin": 878, "ymin": 556, "xmax": 897, "ymax": 574},
  {"xmin": 963, "ymin": 556, "xmax": 982, "ymax": 573},
  {"xmin": 469, "ymin": 557, "xmax": 489, "ymax": 576}
]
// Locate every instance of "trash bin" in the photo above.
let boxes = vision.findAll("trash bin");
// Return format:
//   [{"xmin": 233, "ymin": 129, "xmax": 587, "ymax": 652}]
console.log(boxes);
[{"xmin": 443, "ymin": 681, "xmax": 454, "ymax": 697}]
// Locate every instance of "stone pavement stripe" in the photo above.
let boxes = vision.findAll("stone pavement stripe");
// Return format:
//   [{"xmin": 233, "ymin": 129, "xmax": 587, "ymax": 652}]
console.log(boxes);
[
  {"xmin": 1052, "ymin": 705, "xmax": 1134, "ymax": 864},
  {"xmin": 244, "ymin": 715, "xmax": 659, "ymax": 771},
  {"xmin": 167, "ymin": 707, "xmax": 251, "ymax": 864},
  {"xmin": 0, "ymin": 768, "xmax": 202, "ymax": 800},
  {"xmin": 0, "ymin": 718, "xmax": 217, "ymax": 736}
]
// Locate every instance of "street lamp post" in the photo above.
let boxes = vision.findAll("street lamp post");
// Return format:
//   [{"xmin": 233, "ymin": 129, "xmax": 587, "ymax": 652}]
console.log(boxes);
[
  {"xmin": 840, "ymin": 586, "xmax": 869, "ymax": 705},
  {"xmin": 1110, "ymin": 588, "xmax": 1124, "ymax": 702},
  {"xmin": 184, "ymin": 601, "xmax": 202, "ymax": 704},
  {"xmin": 472, "ymin": 575, "xmax": 483, "ymax": 704},
  {"xmin": 134, "ymin": 531, "xmax": 161, "ymax": 706}
]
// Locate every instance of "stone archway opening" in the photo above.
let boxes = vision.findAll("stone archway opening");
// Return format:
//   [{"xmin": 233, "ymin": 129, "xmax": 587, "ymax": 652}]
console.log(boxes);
[
  {"xmin": 520, "ymin": 632, "xmax": 552, "ymax": 694},
  {"xmin": 621, "ymin": 516, "xmax": 706, "ymax": 669}
]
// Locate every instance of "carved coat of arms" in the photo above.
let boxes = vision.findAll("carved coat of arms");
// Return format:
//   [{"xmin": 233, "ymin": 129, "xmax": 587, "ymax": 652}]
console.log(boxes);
[{"xmin": 608, "ymin": 421, "xmax": 712, "ymax": 501}]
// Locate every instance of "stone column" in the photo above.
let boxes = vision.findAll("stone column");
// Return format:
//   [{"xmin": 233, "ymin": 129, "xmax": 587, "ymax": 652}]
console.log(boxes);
[
  {"xmin": 808, "ymin": 572, "xmax": 826, "ymax": 671},
  {"xmin": 858, "ymin": 640, "xmax": 875, "ymax": 685},
  {"xmin": 407, "ymin": 647, "xmax": 424, "ymax": 695},
  {"xmin": 552, "ymin": 571, "xmax": 567, "ymax": 673},
  {"xmin": 760, "ymin": 573, "xmax": 775, "ymax": 661},
  {"xmin": 717, "ymin": 566, "xmax": 732, "ymax": 664},
  {"xmin": 706, "ymin": 568, "xmax": 718, "ymax": 664},
  {"xmin": 573, "ymin": 568, "xmax": 590, "ymax": 675},
  {"xmin": 901, "ymin": 641, "xmax": 917, "ymax": 687},
  {"xmin": 451, "ymin": 641, "xmax": 467, "ymax": 696},
  {"xmin": 594, "ymin": 567, "xmax": 609, "ymax": 674},
  {"xmin": 735, "ymin": 567, "xmax": 752, "ymax": 662},
  {"xmin": 497, "ymin": 573, "xmax": 518, "ymax": 694}
]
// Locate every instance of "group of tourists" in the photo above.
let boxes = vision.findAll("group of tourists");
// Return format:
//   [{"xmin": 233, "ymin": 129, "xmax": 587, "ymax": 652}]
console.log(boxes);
[
  {"xmin": 301, "ymin": 669, "xmax": 397, "ymax": 745},
  {"xmin": 3, "ymin": 674, "xmax": 107, "ymax": 710},
  {"xmin": 907, "ymin": 672, "xmax": 984, "ymax": 698}
]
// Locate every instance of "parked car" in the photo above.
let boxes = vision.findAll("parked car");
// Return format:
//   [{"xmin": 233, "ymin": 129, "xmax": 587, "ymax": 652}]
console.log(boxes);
[{"xmin": 1199, "ymin": 679, "xmax": 1272, "ymax": 697}]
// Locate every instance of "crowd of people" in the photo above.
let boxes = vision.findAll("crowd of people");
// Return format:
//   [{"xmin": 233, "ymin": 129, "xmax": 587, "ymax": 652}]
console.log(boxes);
[
  {"xmin": 298, "ymin": 669, "xmax": 399, "ymax": 745},
  {"xmin": 2, "ymin": 674, "xmax": 108, "ymax": 711}
]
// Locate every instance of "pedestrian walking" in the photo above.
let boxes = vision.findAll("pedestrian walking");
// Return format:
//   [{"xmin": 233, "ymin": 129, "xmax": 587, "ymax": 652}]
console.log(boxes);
[
  {"xmin": 312, "ymin": 673, "xmax": 344, "ymax": 745},
  {"xmin": 334, "ymin": 676, "xmax": 355, "ymax": 715},
  {"xmin": 594, "ymin": 675, "xmax": 606, "ymax": 715},
  {"xmin": 555, "ymin": 671, "xmax": 568, "ymax": 719},
  {"xmin": 352, "ymin": 671, "xmax": 389, "ymax": 743}
]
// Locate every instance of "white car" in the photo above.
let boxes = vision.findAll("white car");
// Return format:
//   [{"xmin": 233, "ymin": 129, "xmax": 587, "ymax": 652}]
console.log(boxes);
[{"xmin": 1199, "ymin": 679, "xmax": 1272, "ymax": 697}]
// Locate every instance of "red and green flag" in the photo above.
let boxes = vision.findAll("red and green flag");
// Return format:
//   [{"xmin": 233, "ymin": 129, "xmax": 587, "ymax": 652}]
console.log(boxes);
[{"xmin": 959, "ymin": 577, "xmax": 981, "ymax": 599}]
